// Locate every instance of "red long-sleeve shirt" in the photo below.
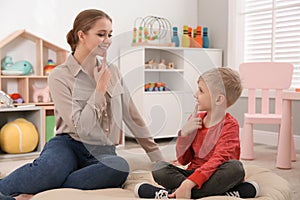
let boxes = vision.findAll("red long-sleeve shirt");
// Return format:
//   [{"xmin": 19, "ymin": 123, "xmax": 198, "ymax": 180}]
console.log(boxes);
[{"xmin": 176, "ymin": 112, "xmax": 240, "ymax": 189}]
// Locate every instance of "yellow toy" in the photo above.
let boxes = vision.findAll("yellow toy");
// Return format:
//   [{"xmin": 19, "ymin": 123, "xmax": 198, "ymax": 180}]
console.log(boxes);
[{"xmin": 0, "ymin": 118, "xmax": 39, "ymax": 154}]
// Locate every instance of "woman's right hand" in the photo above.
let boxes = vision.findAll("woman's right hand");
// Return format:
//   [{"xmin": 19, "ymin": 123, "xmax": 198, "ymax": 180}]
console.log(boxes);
[{"xmin": 94, "ymin": 53, "xmax": 111, "ymax": 95}]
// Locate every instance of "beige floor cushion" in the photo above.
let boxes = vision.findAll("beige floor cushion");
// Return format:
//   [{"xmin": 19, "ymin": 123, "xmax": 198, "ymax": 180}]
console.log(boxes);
[{"xmin": 31, "ymin": 164, "xmax": 291, "ymax": 200}]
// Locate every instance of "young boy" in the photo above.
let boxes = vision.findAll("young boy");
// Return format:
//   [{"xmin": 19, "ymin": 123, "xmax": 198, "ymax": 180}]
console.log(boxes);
[{"xmin": 135, "ymin": 67, "xmax": 260, "ymax": 199}]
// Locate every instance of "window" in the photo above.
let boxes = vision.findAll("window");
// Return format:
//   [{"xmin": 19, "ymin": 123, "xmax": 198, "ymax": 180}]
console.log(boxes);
[{"xmin": 228, "ymin": 0, "xmax": 300, "ymax": 89}]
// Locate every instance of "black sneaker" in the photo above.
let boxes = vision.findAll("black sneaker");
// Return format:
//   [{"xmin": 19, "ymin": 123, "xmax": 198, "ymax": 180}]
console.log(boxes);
[
  {"xmin": 134, "ymin": 182, "xmax": 169, "ymax": 199},
  {"xmin": 225, "ymin": 181, "xmax": 260, "ymax": 198},
  {"xmin": 0, "ymin": 193, "xmax": 15, "ymax": 200}
]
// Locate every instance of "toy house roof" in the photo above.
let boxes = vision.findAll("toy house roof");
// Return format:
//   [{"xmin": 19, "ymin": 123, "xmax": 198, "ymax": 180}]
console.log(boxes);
[{"xmin": 0, "ymin": 29, "xmax": 68, "ymax": 52}]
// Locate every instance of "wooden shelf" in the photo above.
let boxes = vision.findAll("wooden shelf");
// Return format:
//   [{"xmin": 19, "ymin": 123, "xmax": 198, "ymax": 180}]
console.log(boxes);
[
  {"xmin": 0, "ymin": 30, "xmax": 68, "ymax": 158},
  {"xmin": 0, "ymin": 29, "xmax": 68, "ymax": 105}
]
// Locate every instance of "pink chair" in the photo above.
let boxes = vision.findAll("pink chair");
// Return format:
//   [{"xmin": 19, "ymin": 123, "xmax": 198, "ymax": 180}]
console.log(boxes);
[{"xmin": 239, "ymin": 62, "xmax": 296, "ymax": 164}]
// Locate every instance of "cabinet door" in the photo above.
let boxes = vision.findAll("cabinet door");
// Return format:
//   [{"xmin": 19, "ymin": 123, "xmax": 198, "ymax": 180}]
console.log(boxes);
[
  {"xmin": 120, "ymin": 48, "xmax": 145, "ymax": 113},
  {"xmin": 143, "ymin": 92, "xmax": 183, "ymax": 138},
  {"xmin": 119, "ymin": 48, "xmax": 146, "ymax": 138}
]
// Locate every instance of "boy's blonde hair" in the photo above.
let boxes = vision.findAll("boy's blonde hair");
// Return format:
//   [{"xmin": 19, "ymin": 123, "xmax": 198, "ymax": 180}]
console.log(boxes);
[{"xmin": 198, "ymin": 67, "xmax": 242, "ymax": 107}]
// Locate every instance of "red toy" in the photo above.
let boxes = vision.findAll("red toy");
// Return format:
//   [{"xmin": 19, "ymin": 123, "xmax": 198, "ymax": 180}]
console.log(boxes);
[{"xmin": 9, "ymin": 93, "xmax": 24, "ymax": 103}]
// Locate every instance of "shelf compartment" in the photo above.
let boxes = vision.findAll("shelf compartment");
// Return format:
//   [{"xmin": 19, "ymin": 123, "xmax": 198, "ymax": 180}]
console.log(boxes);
[
  {"xmin": 0, "ymin": 106, "xmax": 44, "ymax": 159},
  {"xmin": 1, "ymin": 77, "xmax": 29, "ymax": 103},
  {"xmin": 0, "ymin": 36, "xmax": 38, "ymax": 75},
  {"xmin": 145, "ymin": 49, "xmax": 184, "ymax": 70},
  {"xmin": 145, "ymin": 70, "xmax": 184, "ymax": 91},
  {"xmin": 29, "ymin": 77, "xmax": 50, "ymax": 103}
]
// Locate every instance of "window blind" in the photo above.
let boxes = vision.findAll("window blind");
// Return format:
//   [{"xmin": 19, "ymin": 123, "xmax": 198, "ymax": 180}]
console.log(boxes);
[{"xmin": 242, "ymin": 0, "xmax": 300, "ymax": 88}]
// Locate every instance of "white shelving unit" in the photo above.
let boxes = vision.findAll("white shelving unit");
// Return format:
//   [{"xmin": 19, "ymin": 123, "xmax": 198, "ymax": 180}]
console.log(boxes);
[
  {"xmin": 120, "ymin": 46, "xmax": 222, "ymax": 139},
  {"xmin": 0, "ymin": 106, "xmax": 44, "ymax": 159}
]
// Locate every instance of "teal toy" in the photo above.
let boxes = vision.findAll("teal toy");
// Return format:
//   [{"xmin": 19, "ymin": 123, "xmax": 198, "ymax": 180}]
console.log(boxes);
[
  {"xmin": 171, "ymin": 27, "xmax": 180, "ymax": 47},
  {"xmin": 202, "ymin": 27, "xmax": 209, "ymax": 48},
  {"xmin": 1, "ymin": 56, "xmax": 33, "ymax": 75}
]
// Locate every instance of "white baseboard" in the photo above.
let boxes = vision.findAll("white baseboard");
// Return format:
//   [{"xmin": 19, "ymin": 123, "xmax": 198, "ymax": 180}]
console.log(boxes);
[{"xmin": 240, "ymin": 128, "xmax": 300, "ymax": 150}]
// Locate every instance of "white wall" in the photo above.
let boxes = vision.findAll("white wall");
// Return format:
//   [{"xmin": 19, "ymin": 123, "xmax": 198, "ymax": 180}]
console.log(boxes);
[
  {"xmin": 0, "ymin": 0, "xmax": 198, "ymax": 62},
  {"xmin": 197, "ymin": 0, "xmax": 228, "ymax": 66}
]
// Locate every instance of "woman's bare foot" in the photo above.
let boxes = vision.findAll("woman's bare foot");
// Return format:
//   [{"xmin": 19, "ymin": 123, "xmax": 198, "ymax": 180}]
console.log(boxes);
[{"xmin": 14, "ymin": 194, "xmax": 34, "ymax": 200}]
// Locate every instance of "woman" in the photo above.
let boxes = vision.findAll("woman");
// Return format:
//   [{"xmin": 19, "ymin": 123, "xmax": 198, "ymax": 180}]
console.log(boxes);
[{"xmin": 0, "ymin": 9, "xmax": 163, "ymax": 200}]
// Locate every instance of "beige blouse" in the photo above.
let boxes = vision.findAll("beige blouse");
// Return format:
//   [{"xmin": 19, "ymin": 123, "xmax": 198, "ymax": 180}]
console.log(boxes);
[{"xmin": 48, "ymin": 55, "xmax": 163, "ymax": 162}]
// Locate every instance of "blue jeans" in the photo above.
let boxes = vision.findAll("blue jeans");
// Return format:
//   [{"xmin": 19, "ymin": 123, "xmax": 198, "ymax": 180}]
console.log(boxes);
[{"xmin": 0, "ymin": 134, "xmax": 129, "ymax": 196}]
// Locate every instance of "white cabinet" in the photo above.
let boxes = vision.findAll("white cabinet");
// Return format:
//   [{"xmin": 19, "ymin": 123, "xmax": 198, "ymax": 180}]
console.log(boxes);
[
  {"xmin": 0, "ymin": 106, "xmax": 44, "ymax": 159},
  {"xmin": 120, "ymin": 47, "xmax": 222, "ymax": 139}
]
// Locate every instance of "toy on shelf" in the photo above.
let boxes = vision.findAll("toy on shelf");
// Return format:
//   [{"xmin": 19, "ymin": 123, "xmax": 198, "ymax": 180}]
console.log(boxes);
[
  {"xmin": 44, "ymin": 59, "xmax": 56, "ymax": 75},
  {"xmin": 158, "ymin": 59, "xmax": 167, "ymax": 69},
  {"xmin": 0, "ymin": 118, "xmax": 39, "ymax": 154},
  {"xmin": 167, "ymin": 62, "xmax": 175, "ymax": 69},
  {"xmin": 202, "ymin": 27, "xmax": 209, "ymax": 48},
  {"xmin": 181, "ymin": 25, "xmax": 190, "ymax": 48},
  {"xmin": 188, "ymin": 27, "xmax": 193, "ymax": 47},
  {"xmin": 32, "ymin": 84, "xmax": 51, "ymax": 103},
  {"xmin": 145, "ymin": 59, "xmax": 158, "ymax": 69},
  {"xmin": 171, "ymin": 27, "xmax": 180, "ymax": 47},
  {"xmin": 194, "ymin": 26, "xmax": 203, "ymax": 48},
  {"xmin": 132, "ymin": 17, "xmax": 142, "ymax": 44},
  {"xmin": 145, "ymin": 59, "xmax": 176, "ymax": 69},
  {"xmin": 0, "ymin": 90, "xmax": 13, "ymax": 108},
  {"xmin": 9, "ymin": 93, "xmax": 24, "ymax": 104},
  {"xmin": 144, "ymin": 82, "xmax": 169, "ymax": 92},
  {"xmin": 1, "ymin": 56, "xmax": 33, "ymax": 75},
  {"xmin": 132, "ymin": 15, "xmax": 174, "ymax": 47},
  {"xmin": 177, "ymin": 25, "xmax": 210, "ymax": 48}
]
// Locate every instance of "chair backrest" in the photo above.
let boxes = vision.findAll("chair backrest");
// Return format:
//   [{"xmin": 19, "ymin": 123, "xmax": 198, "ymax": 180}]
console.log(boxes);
[{"xmin": 239, "ymin": 62, "xmax": 294, "ymax": 115}]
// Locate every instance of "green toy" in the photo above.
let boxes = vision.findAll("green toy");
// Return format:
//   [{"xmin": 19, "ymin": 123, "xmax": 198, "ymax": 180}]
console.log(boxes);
[{"xmin": 1, "ymin": 56, "xmax": 33, "ymax": 75}]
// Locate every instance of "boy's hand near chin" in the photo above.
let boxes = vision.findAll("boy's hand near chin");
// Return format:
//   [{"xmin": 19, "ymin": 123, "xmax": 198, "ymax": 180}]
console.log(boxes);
[{"xmin": 181, "ymin": 105, "xmax": 202, "ymax": 137}]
